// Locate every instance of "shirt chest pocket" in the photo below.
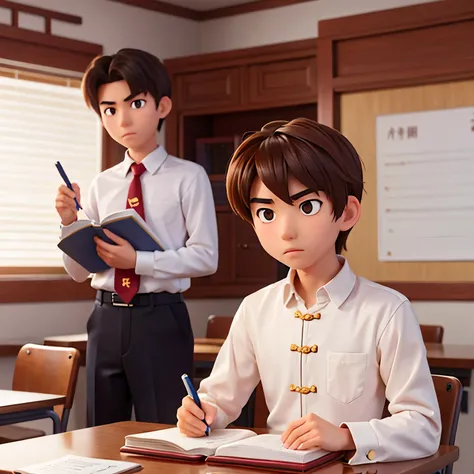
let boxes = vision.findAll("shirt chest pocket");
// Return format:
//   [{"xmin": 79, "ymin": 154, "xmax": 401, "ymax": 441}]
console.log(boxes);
[{"xmin": 327, "ymin": 352, "xmax": 367, "ymax": 404}]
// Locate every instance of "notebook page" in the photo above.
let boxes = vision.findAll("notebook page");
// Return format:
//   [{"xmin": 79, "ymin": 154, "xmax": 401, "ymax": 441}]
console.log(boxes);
[
  {"xmin": 125, "ymin": 427, "xmax": 257, "ymax": 455},
  {"xmin": 215, "ymin": 434, "xmax": 329, "ymax": 463},
  {"xmin": 14, "ymin": 455, "xmax": 141, "ymax": 474}
]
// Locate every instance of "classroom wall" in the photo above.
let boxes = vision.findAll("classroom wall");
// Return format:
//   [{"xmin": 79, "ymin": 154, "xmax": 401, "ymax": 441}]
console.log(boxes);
[
  {"xmin": 1, "ymin": 1, "xmax": 471, "ymax": 470},
  {"xmin": 198, "ymin": 0, "xmax": 436, "ymax": 53}
]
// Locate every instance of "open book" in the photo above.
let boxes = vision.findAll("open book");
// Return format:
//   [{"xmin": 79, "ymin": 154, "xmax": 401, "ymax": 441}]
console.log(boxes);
[
  {"xmin": 120, "ymin": 427, "xmax": 343, "ymax": 472},
  {"xmin": 14, "ymin": 455, "xmax": 142, "ymax": 474},
  {"xmin": 58, "ymin": 209, "xmax": 164, "ymax": 273}
]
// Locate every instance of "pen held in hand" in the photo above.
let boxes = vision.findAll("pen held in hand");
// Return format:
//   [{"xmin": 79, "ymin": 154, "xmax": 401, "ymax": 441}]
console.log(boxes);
[
  {"xmin": 181, "ymin": 373, "xmax": 211, "ymax": 436},
  {"xmin": 55, "ymin": 161, "xmax": 92, "ymax": 221},
  {"xmin": 55, "ymin": 161, "xmax": 82, "ymax": 211}
]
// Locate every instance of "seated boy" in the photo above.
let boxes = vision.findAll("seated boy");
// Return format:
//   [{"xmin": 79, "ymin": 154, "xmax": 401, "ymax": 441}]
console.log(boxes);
[{"xmin": 176, "ymin": 118, "xmax": 441, "ymax": 465}]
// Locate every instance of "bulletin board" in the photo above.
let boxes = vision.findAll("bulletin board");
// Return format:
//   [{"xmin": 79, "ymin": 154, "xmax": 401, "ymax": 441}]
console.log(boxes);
[{"xmin": 341, "ymin": 80, "xmax": 474, "ymax": 283}]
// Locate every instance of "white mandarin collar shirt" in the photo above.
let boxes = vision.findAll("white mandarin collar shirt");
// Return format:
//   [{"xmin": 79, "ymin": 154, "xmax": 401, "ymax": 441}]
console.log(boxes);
[
  {"xmin": 199, "ymin": 257, "xmax": 441, "ymax": 465},
  {"xmin": 61, "ymin": 146, "xmax": 218, "ymax": 293}
]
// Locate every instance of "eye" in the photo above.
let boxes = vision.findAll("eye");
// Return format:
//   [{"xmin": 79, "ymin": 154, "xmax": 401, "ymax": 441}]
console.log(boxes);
[
  {"xmin": 103, "ymin": 107, "xmax": 115, "ymax": 116},
  {"xmin": 299, "ymin": 199, "xmax": 322, "ymax": 216},
  {"xmin": 256, "ymin": 208, "xmax": 275, "ymax": 223},
  {"xmin": 131, "ymin": 99, "xmax": 146, "ymax": 109}
]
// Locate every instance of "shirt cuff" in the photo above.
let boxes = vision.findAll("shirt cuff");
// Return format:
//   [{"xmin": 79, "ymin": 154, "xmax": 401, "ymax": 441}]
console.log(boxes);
[
  {"xmin": 341, "ymin": 421, "xmax": 379, "ymax": 465},
  {"xmin": 198, "ymin": 394, "xmax": 229, "ymax": 429},
  {"xmin": 59, "ymin": 222, "xmax": 77, "ymax": 239},
  {"xmin": 135, "ymin": 251, "xmax": 155, "ymax": 276}
]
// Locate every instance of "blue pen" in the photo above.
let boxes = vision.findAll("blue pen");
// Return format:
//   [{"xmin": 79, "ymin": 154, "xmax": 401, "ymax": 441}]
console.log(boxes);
[
  {"xmin": 55, "ymin": 161, "xmax": 82, "ymax": 212},
  {"xmin": 181, "ymin": 373, "xmax": 211, "ymax": 436}
]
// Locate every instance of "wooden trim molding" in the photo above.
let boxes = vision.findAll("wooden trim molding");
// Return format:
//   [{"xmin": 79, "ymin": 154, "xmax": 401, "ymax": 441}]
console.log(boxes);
[
  {"xmin": 0, "ymin": 344, "xmax": 22, "ymax": 357},
  {"xmin": 0, "ymin": 0, "xmax": 82, "ymax": 26},
  {"xmin": 380, "ymin": 283, "xmax": 474, "ymax": 302},
  {"xmin": 108, "ymin": 0, "xmax": 199, "ymax": 20},
  {"xmin": 110, "ymin": 0, "xmax": 317, "ymax": 21},
  {"xmin": 199, "ymin": 0, "xmax": 317, "ymax": 21},
  {"xmin": 0, "ymin": 276, "xmax": 96, "ymax": 304},
  {"xmin": 317, "ymin": 0, "xmax": 474, "ymax": 301}
]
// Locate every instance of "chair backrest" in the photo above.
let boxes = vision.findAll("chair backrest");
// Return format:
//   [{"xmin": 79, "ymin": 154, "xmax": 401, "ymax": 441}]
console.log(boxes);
[
  {"xmin": 206, "ymin": 315, "xmax": 233, "ymax": 339},
  {"xmin": 12, "ymin": 343, "xmax": 80, "ymax": 426},
  {"xmin": 433, "ymin": 375, "xmax": 462, "ymax": 446},
  {"xmin": 420, "ymin": 324, "xmax": 444, "ymax": 343},
  {"xmin": 381, "ymin": 374, "xmax": 462, "ymax": 446}
]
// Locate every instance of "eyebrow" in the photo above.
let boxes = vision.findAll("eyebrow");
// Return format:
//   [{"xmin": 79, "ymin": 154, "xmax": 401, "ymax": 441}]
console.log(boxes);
[
  {"xmin": 249, "ymin": 189, "xmax": 314, "ymax": 205},
  {"xmin": 290, "ymin": 189, "xmax": 313, "ymax": 201},
  {"xmin": 99, "ymin": 92, "xmax": 141, "ymax": 106},
  {"xmin": 249, "ymin": 198, "xmax": 273, "ymax": 204}
]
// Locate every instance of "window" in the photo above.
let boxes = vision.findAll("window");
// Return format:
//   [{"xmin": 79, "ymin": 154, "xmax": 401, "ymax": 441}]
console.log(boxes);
[{"xmin": 0, "ymin": 69, "xmax": 102, "ymax": 273}]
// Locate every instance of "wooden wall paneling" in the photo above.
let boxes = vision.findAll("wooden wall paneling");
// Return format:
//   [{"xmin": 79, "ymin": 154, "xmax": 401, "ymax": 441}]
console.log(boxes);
[
  {"xmin": 176, "ymin": 67, "xmax": 241, "ymax": 111},
  {"xmin": 316, "ymin": 0, "xmax": 474, "ymax": 300},
  {"xmin": 247, "ymin": 56, "xmax": 318, "ymax": 106}
]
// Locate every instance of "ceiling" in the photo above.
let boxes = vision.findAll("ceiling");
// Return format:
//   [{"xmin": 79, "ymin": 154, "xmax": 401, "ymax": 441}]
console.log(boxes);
[{"xmin": 159, "ymin": 0, "xmax": 257, "ymax": 10}]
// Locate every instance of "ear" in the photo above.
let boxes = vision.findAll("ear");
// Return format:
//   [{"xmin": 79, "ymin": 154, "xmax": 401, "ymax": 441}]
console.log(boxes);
[
  {"xmin": 339, "ymin": 195, "xmax": 361, "ymax": 231},
  {"xmin": 157, "ymin": 96, "xmax": 172, "ymax": 119}
]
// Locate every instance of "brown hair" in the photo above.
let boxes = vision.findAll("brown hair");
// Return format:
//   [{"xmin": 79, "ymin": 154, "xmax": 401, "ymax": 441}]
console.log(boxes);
[
  {"xmin": 82, "ymin": 48, "xmax": 171, "ymax": 131},
  {"xmin": 226, "ymin": 118, "xmax": 364, "ymax": 254}
]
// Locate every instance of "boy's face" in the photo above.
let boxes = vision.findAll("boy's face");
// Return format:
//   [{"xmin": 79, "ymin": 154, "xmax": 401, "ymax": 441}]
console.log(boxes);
[
  {"xmin": 249, "ymin": 176, "xmax": 358, "ymax": 272},
  {"xmin": 97, "ymin": 80, "xmax": 170, "ymax": 151}
]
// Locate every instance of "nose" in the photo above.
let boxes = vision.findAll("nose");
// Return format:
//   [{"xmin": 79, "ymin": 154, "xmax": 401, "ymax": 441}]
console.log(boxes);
[
  {"xmin": 279, "ymin": 214, "xmax": 297, "ymax": 241},
  {"xmin": 118, "ymin": 109, "xmax": 131, "ymax": 128}
]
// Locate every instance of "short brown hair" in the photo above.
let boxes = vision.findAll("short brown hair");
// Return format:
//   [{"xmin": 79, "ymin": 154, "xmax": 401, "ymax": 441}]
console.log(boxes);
[
  {"xmin": 226, "ymin": 118, "xmax": 364, "ymax": 254},
  {"xmin": 82, "ymin": 48, "xmax": 171, "ymax": 131}
]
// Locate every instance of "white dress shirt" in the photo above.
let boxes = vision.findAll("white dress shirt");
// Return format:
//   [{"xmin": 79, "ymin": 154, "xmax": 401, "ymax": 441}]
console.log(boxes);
[
  {"xmin": 198, "ymin": 257, "xmax": 441, "ymax": 465},
  {"xmin": 61, "ymin": 146, "xmax": 218, "ymax": 293}
]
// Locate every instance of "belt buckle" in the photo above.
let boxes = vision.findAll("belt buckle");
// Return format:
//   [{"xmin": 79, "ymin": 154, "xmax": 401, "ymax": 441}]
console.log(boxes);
[{"xmin": 111, "ymin": 293, "xmax": 134, "ymax": 307}]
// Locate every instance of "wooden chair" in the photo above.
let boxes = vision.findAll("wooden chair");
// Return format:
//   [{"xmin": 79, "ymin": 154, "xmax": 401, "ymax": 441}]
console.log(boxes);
[
  {"xmin": 420, "ymin": 324, "xmax": 444, "ymax": 343},
  {"xmin": 0, "ymin": 343, "xmax": 80, "ymax": 444},
  {"xmin": 380, "ymin": 375, "xmax": 461, "ymax": 474},
  {"xmin": 206, "ymin": 315, "xmax": 233, "ymax": 338}
]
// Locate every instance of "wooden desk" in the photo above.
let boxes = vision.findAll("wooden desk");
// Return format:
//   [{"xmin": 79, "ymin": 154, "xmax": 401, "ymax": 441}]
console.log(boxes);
[
  {"xmin": 44, "ymin": 334, "xmax": 474, "ymax": 369},
  {"xmin": 0, "ymin": 389, "xmax": 65, "ymax": 433},
  {"xmin": 0, "ymin": 421, "xmax": 459, "ymax": 474},
  {"xmin": 44, "ymin": 334, "xmax": 224, "ymax": 365}
]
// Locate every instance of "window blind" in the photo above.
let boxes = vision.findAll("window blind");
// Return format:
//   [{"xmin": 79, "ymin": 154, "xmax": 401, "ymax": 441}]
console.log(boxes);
[{"xmin": 0, "ymin": 74, "xmax": 102, "ymax": 269}]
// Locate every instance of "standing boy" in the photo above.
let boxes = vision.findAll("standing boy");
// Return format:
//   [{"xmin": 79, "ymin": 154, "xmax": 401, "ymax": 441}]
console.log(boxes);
[
  {"xmin": 55, "ymin": 49, "xmax": 218, "ymax": 426},
  {"xmin": 176, "ymin": 118, "xmax": 441, "ymax": 465}
]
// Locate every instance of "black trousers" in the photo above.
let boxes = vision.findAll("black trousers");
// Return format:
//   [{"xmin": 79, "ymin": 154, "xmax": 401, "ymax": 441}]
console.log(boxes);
[{"xmin": 86, "ymin": 291, "xmax": 194, "ymax": 427}]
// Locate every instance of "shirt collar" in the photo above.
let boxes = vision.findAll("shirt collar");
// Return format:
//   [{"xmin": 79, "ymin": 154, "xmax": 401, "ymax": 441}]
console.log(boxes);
[
  {"xmin": 283, "ymin": 255, "xmax": 357, "ymax": 309},
  {"xmin": 119, "ymin": 145, "xmax": 169, "ymax": 177}
]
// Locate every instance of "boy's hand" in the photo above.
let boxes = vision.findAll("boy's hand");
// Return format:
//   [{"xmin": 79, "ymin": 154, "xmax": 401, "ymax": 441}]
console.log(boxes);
[
  {"xmin": 94, "ymin": 229, "xmax": 136, "ymax": 269},
  {"xmin": 281, "ymin": 413, "xmax": 355, "ymax": 452},
  {"xmin": 55, "ymin": 183, "xmax": 80, "ymax": 226},
  {"xmin": 177, "ymin": 396, "xmax": 217, "ymax": 437}
]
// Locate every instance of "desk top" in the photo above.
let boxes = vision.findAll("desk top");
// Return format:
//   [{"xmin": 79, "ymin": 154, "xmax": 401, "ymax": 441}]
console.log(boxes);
[
  {"xmin": 0, "ymin": 421, "xmax": 459, "ymax": 474},
  {"xmin": 0, "ymin": 389, "xmax": 65, "ymax": 415},
  {"xmin": 44, "ymin": 334, "xmax": 474, "ymax": 369}
]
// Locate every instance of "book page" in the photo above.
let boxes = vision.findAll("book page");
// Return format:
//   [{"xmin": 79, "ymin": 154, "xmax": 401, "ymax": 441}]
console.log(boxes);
[
  {"xmin": 215, "ymin": 434, "xmax": 328, "ymax": 463},
  {"xmin": 14, "ymin": 455, "xmax": 141, "ymax": 474},
  {"xmin": 125, "ymin": 427, "xmax": 257, "ymax": 455}
]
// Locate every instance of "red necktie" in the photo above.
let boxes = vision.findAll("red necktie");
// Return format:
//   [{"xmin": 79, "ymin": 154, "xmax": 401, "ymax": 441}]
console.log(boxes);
[{"xmin": 114, "ymin": 162, "xmax": 146, "ymax": 304}]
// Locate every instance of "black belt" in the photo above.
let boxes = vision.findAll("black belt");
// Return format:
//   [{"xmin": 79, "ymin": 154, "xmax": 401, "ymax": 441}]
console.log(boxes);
[{"xmin": 96, "ymin": 290, "xmax": 183, "ymax": 308}]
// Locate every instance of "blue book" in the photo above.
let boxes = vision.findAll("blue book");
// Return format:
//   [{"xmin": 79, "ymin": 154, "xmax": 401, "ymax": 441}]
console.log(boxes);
[{"xmin": 58, "ymin": 209, "xmax": 164, "ymax": 274}]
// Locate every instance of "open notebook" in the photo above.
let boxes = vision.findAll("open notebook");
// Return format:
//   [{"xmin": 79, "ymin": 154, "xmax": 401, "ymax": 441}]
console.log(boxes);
[{"xmin": 120, "ymin": 427, "xmax": 343, "ymax": 472}]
